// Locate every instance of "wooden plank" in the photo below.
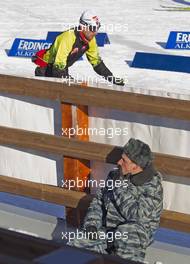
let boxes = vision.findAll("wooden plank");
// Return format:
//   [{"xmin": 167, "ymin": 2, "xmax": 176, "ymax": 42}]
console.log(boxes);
[
  {"xmin": 161, "ymin": 210, "xmax": 190, "ymax": 233},
  {"xmin": 0, "ymin": 228, "xmax": 133, "ymax": 264},
  {"xmin": 0, "ymin": 174, "xmax": 190, "ymax": 233},
  {"xmin": 0, "ymin": 254, "xmax": 35, "ymax": 264},
  {"xmin": 0, "ymin": 175, "xmax": 86, "ymax": 208},
  {"xmin": 0, "ymin": 74, "xmax": 190, "ymax": 121},
  {"xmin": 0, "ymin": 125, "xmax": 190, "ymax": 178},
  {"xmin": 154, "ymin": 153, "xmax": 190, "ymax": 178},
  {"xmin": 0, "ymin": 227, "xmax": 59, "ymax": 260}
]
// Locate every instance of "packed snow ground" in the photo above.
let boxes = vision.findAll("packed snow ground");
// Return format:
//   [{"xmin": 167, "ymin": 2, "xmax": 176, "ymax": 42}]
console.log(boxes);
[{"xmin": 0, "ymin": 0, "xmax": 190, "ymax": 95}]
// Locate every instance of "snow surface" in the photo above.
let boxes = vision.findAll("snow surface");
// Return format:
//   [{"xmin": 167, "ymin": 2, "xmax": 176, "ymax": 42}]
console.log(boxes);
[{"xmin": 1, "ymin": 0, "xmax": 190, "ymax": 96}]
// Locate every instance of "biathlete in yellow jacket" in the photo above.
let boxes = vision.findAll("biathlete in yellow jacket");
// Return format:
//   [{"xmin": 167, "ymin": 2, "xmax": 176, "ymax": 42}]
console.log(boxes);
[{"xmin": 32, "ymin": 10, "xmax": 124, "ymax": 86}]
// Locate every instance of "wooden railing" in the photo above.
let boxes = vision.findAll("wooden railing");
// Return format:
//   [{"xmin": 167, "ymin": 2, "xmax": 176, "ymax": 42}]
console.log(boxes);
[
  {"xmin": 0, "ymin": 74, "xmax": 190, "ymax": 120},
  {"xmin": 0, "ymin": 74, "xmax": 190, "ymax": 234},
  {"xmin": 0, "ymin": 126, "xmax": 190, "ymax": 178},
  {"xmin": 0, "ymin": 173, "xmax": 190, "ymax": 233}
]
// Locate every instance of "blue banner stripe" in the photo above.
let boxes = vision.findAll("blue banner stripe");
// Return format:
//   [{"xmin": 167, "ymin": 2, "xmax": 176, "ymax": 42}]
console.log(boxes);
[
  {"xmin": 155, "ymin": 227, "xmax": 190, "ymax": 248},
  {"xmin": 131, "ymin": 52, "xmax": 190, "ymax": 73},
  {"xmin": 0, "ymin": 192, "xmax": 65, "ymax": 218},
  {"xmin": 46, "ymin": 31, "xmax": 110, "ymax": 47}
]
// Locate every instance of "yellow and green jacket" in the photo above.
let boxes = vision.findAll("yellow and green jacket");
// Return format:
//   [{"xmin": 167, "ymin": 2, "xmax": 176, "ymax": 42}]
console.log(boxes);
[{"xmin": 43, "ymin": 27, "xmax": 102, "ymax": 70}]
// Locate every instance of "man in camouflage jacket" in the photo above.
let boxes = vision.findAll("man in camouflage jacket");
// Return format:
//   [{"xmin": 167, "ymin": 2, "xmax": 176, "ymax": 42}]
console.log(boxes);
[{"xmin": 68, "ymin": 138, "xmax": 163, "ymax": 263}]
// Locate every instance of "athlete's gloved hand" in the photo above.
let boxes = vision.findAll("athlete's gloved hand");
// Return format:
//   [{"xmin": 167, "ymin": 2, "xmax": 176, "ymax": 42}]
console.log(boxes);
[
  {"xmin": 107, "ymin": 76, "xmax": 125, "ymax": 86},
  {"xmin": 52, "ymin": 65, "xmax": 69, "ymax": 78},
  {"xmin": 85, "ymin": 225, "xmax": 98, "ymax": 240},
  {"xmin": 93, "ymin": 61, "xmax": 125, "ymax": 86}
]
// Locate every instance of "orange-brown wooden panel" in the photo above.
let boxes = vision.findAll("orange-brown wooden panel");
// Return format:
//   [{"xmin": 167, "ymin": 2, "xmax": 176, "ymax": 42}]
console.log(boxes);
[
  {"xmin": 61, "ymin": 102, "xmax": 77, "ymax": 191},
  {"xmin": 75, "ymin": 82, "xmax": 91, "ymax": 192},
  {"xmin": 62, "ymin": 98, "xmax": 90, "ymax": 192}
]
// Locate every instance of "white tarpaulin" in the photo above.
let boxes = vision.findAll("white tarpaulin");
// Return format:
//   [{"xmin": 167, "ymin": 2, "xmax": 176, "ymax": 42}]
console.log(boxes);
[{"xmin": 0, "ymin": 93, "xmax": 63, "ymax": 185}]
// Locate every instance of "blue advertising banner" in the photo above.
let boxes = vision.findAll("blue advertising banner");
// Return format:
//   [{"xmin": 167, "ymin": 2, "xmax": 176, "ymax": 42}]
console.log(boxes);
[
  {"xmin": 8, "ymin": 32, "xmax": 110, "ymax": 58},
  {"xmin": 166, "ymin": 31, "xmax": 190, "ymax": 49},
  {"xmin": 131, "ymin": 52, "xmax": 190, "ymax": 74},
  {"xmin": 96, "ymin": 32, "xmax": 110, "ymax": 47},
  {"xmin": 8, "ymin": 38, "xmax": 52, "ymax": 57},
  {"xmin": 46, "ymin": 31, "xmax": 110, "ymax": 47}
]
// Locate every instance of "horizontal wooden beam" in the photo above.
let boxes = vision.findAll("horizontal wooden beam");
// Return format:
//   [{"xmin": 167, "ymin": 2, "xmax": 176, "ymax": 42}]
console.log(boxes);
[
  {"xmin": 0, "ymin": 254, "xmax": 35, "ymax": 264},
  {"xmin": 0, "ymin": 74, "xmax": 190, "ymax": 120},
  {"xmin": 153, "ymin": 153, "xmax": 190, "ymax": 179},
  {"xmin": 0, "ymin": 175, "xmax": 190, "ymax": 233},
  {"xmin": 0, "ymin": 227, "xmax": 59, "ymax": 260},
  {"xmin": 0, "ymin": 228, "xmax": 131, "ymax": 264},
  {"xmin": 0, "ymin": 125, "xmax": 190, "ymax": 178},
  {"xmin": 161, "ymin": 210, "xmax": 190, "ymax": 233},
  {"xmin": 0, "ymin": 175, "xmax": 86, "ymax": 208}
]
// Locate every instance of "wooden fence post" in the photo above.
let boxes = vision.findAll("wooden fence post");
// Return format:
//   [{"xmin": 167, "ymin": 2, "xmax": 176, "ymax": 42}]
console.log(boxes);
[{"xmin": 61, "ymin": 83, "xmax": 90, "ymax": 193}]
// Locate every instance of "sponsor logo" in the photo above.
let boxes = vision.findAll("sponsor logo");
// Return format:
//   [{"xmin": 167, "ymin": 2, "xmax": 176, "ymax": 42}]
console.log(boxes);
[
  {"xmin": 8, "ymin": 38, "xmax": 52, "ymax": 57},
  {"xmin": 166, "ymin": 31, "xmax": 190, "ymax": 49}
]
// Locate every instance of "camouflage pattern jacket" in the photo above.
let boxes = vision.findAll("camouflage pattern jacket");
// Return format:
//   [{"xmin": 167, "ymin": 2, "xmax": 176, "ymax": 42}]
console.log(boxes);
[{"xmin": 83, "ymin": 164, "xmax": 163, "ymax": 254}]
